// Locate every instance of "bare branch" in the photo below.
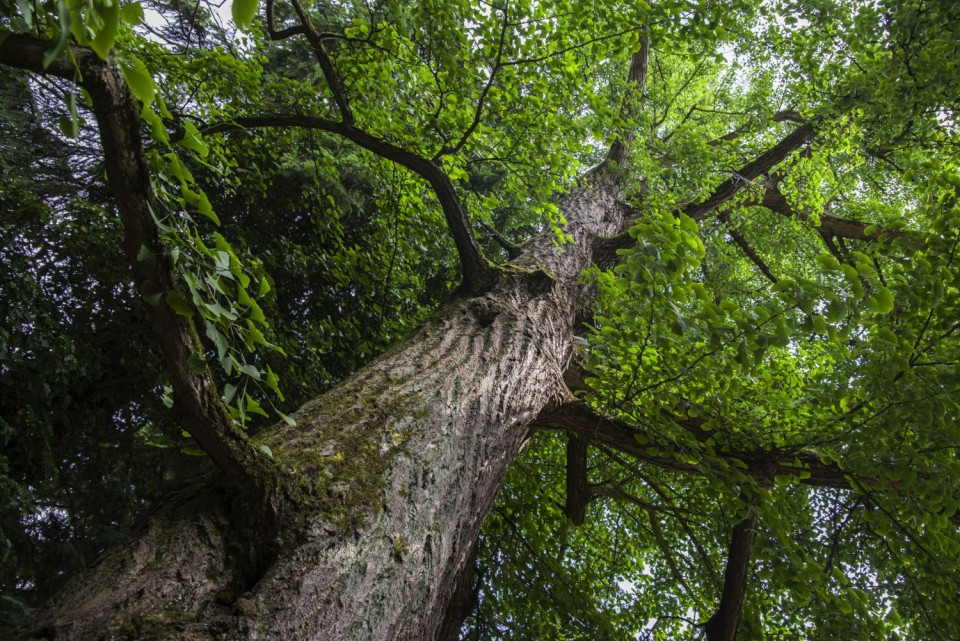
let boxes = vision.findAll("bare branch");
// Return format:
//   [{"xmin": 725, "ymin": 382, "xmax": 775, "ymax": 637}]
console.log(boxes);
[
  {"xmin": 501, "ymin": 25, "xmax": 643, "ymax": 68},
  {"xmin": 725, "ymin": 224, "xmax": 778, "ymax": 284},
  {"xmin": 434, "ymin": 2, "xmax": 510, "ymax": 161},
  {"xmin": 265, "ymin": 0, "xmax": 306, "ymax": 40},
  {"xmin": 564, "ymin": 435, "xmax": 590, "ymax": 525},
  {"xmin": 707, "ymin": 109, "xmax": 806, "ymax": 147}
]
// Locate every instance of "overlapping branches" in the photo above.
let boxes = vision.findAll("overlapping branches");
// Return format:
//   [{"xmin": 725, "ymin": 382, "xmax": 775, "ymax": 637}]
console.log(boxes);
[
  {"xmin": 534, "ymin": 401, "xmax": 855, "ymax": 490},
  {"xmin": 226, "ymin": 0, "xmax": 499, "ymax": 291}
]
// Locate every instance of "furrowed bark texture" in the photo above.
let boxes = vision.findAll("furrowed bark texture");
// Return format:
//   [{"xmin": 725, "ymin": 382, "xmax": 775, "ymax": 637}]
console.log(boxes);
[{"xmin": 18, "ymin": 173, "xmax": 624, "ymax": 640}]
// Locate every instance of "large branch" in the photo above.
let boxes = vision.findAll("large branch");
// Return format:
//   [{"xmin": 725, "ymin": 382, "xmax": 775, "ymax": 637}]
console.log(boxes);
[
  {"xmin": 593, "ymin": 123, "xmax": 817, "ymax": 265},
  {"xmin": 685, "ymin": 123, "xmax": 816, "ymax": 221},
  {"xmin": 200, "ymin": 115, "xmax": 495, "ymax": 292},
  {"xmin": 532, "ymin": 401, "xmax": 855, "ymax": 490},
  {"xmin": 606, "ymin": 36, "xmax": 650, "ymax": 168},
  {"xmin": 703, "ymin": 513, "xmax": 758, "ymax": 641},
  {"xmin": 756, "ymin": 185, "xmax": 916, "ymax": 245},
  {"xmin": 0, "ymin": 36, "xmax": 282, "ymax": 512}
]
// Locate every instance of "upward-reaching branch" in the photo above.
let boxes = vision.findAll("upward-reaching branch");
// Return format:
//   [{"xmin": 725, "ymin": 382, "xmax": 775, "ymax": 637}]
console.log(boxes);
[
  {"xmin": 0, "ymin": 36, "xmax": 282, "ymax": 512},
  {"xmin": 199, "ymin": 114, "xmax": 496, "ymax": 291},
  {"xmin": 286, "ymin": 0, "xmax": 355, "ymax": 125},
  {"xmin": 594, "ymin": 122, "xmax": 818, "ymax": 265},
  {"xmin": 684, "ymin": 123, "xmax": 816, "ymax": 220},
  {"xmin": 606, "ymin": 36, "xmax": 650, "ymax": 168},
  {"xmin": 224, "ymin": 1, "xmax": 498, "ymax": 291},
  {"xmin": 703, "ymin": 513, "xmax": 759, "ymax": 641},
  {"xmin": 433, "ymin": 1, "xmax": 510, "ymax": 161}
]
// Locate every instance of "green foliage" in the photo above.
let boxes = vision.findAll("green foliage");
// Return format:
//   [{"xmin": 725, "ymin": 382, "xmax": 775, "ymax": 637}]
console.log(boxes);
[{"xmin": 3, "ymin": 0, "xmax": 960, "ymax": 638}]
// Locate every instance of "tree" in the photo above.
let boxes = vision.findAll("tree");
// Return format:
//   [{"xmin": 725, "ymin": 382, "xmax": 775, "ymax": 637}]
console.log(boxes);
[{"xmin": 1, "ymin": 0, "xmax": 959, "ymax": 639}]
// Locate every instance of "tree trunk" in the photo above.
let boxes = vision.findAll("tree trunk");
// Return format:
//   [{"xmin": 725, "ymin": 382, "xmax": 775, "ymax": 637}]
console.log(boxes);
[{"xmin": 18, "ymin": 173, "xmax": 625, "ymax": 641}]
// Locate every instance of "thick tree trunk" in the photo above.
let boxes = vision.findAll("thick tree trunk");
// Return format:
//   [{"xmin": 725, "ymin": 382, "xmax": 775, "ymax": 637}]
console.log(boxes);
[{"xmin": 18, "ymin": 173, "xmax": 625, "ymax": 640}]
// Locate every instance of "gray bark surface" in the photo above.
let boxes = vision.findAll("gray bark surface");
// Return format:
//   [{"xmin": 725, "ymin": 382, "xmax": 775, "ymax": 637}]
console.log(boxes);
[{"xmin": 19, "ymin": 172, "xmax": 625, "ymax": 641}]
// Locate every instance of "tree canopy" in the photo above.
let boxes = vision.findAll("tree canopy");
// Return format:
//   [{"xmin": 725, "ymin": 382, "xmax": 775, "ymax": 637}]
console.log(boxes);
[{"xmin": 1, "ymin": 0, "xmax": 960, "ymax": 639}]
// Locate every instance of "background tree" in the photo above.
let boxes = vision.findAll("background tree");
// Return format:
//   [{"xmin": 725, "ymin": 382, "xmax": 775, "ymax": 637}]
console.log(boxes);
[{"xmin": 1, "ymin": 0, "xmax": 959, "ymax": 639}]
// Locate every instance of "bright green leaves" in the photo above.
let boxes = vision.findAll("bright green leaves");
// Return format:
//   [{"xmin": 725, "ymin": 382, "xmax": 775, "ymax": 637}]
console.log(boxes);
[
  {"xmin": 231, "ymin": 0, "xmax": 259, "ymax": 32},
  {"xmin": 4, "ymin": 0, "xmax": 146, "ymax": 66},
  {"xmin": 119, "ymin": 1, "xmax": 142, "ymax": 26},
  {"xmin": 118, "ymin": 53, "xmax": 156, "ymax": 104},
  {"xmin": 145, "ymin": 144, "xmax": 289, "ymax": 428},
  {"xmin": 86, "ymin": 1, "xmax": 118, "ymax": 59},
  {"xmin": 179, "ymin": 121, "xmax": 209, "ymax": 159},
  {"xmin": 865, "ymin": 286, "xmax": 894, "ymax": 315}
]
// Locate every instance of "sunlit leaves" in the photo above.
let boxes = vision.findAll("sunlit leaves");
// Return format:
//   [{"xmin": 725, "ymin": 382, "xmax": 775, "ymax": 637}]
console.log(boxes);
[
  {"xmin": 4, "ymin": 0, "xmax": 960, "ymax": 636},
  {"xmin": 118, "ymin": 54, "xmax": 156, "ymax": 105},
  {"xmin": 231, "ymin": 0, "xmax": 259, "ymax": 32}
]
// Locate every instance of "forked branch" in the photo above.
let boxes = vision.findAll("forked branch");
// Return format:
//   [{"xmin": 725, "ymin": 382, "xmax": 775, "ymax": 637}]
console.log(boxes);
[
  {"xmin": 594, "ymin": 123, "xmax": 817, "ymax": 263},
  {"xmin": 286, "ymin": 0, "xmax": 355, "ymax": 125},
  {"xmin": 685, "ymin": 123, "xmax": 816, "ymax": 221}
]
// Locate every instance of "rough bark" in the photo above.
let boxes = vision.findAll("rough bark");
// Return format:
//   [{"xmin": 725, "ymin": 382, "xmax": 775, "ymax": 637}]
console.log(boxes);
[
  {"xmin": 14, "ymin": 158, "xmax": 625, "ymax": 639},
  {"xmin": 0, "ymin": 36, "xmax": 285, "ymax": 538}
]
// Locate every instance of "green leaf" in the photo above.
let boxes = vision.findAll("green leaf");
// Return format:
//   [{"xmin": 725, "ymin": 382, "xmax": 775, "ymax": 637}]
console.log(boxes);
[
  {"xmin": 257, "ymin": 277, "xmax": 272, "ymax": 297},
  {"xmin": 15, "ymin": 0, "xmax": 35, "ymax": 28},
  {"xmin": 119, "ymin": 56, "xmax": 156, "ymax": 105},
  {"xmin": 205, "ymin": 322, "xmax": 230, "ymax": 359},
  {"xmin": 239, "ymin": 363, "xmax": 261, "ymax": 380},
  {"xmin": 232, "ymin": 0, "xmax": 259, "ymax": 31},
  {"xmin": 58, "ymin": 114, "xmax": 79, "ymax": 139},
  {"xmin": 179, "ymin": 121, "xmax": 209, "ymax": 158},
  {"xmin": 43, "ymin": 1, "xmax": 72, "ymax": 68},
  {"xmin": 874, "ymin": 287, "xmax": 895, "ymax": 314},
  {"xmin": 205, "ymin": 301, "xmax": 237, "ymax": 320},
  {"xmin": 89, "ymin": 3, "xmax": 119, "ymax": 59},
  {"xmin": 141, "ymin": 278, "xmax": 163, "ymax": 306},
  {"xmin": 187, "ymin": 353, "xmax": 207, "ymax": 374},
  {"xmin": 244, "ymin": 393, "xmax": 269, "ymax": 417},
  {"xmin": 166, "ymin": 291, "xmax": 194, "ymax": 317},
  {"xmin": 120, "ymin": 2, "xmax": 144, "ymax": 26},
  {"xmin": 141, "ymin": 106, "xmax": 170, "ymax": 145}
]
